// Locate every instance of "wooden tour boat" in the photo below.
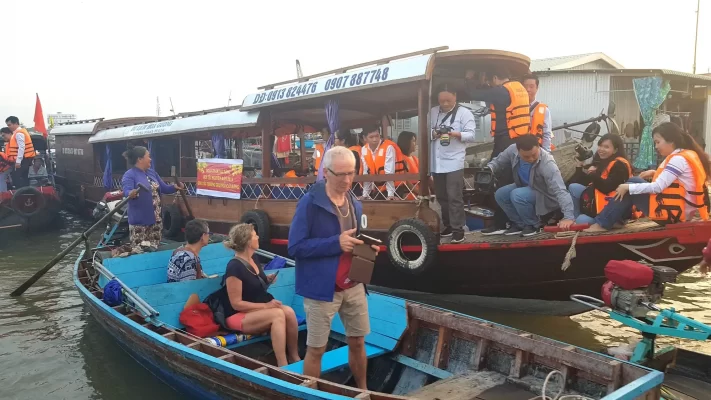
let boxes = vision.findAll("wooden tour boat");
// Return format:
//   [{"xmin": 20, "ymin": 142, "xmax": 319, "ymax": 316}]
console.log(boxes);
[
  {"xmin": 54, "ymin": 46, "xmax": 710, "ymax": 310},
  {"xmin": 74, "ymin": 241, "xmax": 665, "ymax": 399}
]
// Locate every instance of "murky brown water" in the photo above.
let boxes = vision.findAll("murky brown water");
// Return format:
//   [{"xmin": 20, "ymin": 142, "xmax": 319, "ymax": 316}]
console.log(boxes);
[{"xmin": 1, "ymin": 213, "xmax": 709, "ymax": 399}]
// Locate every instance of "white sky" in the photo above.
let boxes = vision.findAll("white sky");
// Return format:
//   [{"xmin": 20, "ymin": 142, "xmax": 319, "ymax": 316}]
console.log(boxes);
[{"xmin": 1, "ymin": 0, "xmax": 709, "ymax": 126}]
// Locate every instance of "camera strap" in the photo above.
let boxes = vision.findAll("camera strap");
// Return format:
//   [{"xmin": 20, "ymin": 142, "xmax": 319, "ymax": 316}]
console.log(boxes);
[{"xmin": 436, "ymin": 105, "xmax": 459, "ymax": 127}]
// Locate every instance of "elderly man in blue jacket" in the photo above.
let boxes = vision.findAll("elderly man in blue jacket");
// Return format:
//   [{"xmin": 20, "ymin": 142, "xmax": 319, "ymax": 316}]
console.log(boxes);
[{"xmin": 288, "ymin": 146, "xmax": 379, "ymax": 389}]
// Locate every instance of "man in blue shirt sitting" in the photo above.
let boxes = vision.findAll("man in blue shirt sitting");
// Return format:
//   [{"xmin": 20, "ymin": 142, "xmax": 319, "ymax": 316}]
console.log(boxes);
[{"xmin": 486, "ymin": 134, "xmax": 575, "ymax": 237}]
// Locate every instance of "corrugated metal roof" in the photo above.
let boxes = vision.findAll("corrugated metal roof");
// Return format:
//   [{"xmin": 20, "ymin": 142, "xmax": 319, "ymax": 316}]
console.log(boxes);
[
  {"xmin": 531, "ymin": 52, "xmax": 623, "ymax": 72},
  {"xmin": 539, "ymin": 68, "xmax": 711, "ymax": 83}
]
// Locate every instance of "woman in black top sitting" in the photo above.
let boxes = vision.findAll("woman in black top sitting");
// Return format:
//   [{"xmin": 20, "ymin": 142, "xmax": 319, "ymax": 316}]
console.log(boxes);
[
  {"xmin": 219, "ymin": 223, "xmax": 300, "ymax": 366},
  {"xmin": 567, "ymin": 133, "xmax": 632, "ymax": 225}
]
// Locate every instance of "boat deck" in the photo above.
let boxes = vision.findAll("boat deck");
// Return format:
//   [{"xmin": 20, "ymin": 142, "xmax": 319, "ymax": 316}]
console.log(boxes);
[{"xmin": 440, "ymin": 220, "xmax": 663, "ymax": 245}]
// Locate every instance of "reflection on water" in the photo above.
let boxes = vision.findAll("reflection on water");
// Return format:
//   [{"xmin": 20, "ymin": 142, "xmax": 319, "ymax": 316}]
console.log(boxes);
[{"xmin": 1, "ymin": 213, "xmax": 709, "ymax": 399}]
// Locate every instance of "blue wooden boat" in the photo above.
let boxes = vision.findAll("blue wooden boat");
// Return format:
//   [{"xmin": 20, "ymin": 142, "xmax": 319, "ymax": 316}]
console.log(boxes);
[{"xmin": 74, "ymin": 243, "xmax": 665, "ymax": 399}]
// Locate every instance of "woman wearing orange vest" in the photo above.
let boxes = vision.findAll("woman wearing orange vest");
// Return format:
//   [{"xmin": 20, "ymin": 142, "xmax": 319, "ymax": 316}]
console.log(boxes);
[
  {"xmin": 568, "ymin": 134, "xmax": 632, "ymax": 225},
  {"xmin": 395, "ymin": 130, "xmax": 422, "ymax": 201},
  {"xmin": 586, "ymin": 122, "xmax": 710, "ymax": 232}
]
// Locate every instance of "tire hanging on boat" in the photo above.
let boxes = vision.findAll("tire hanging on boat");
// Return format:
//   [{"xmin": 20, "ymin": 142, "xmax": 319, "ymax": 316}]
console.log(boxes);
[
  {"xmin": 161, "ymin": 204, "xmax": 184, "ymax": 239},
  {"xmin": 240, "ymin": 210, "xmax": 271, "ymax": 246},
  {"xmin": 10, "ymin": 186, "xmax": 46, "ymax": 218},
  {"xmin": 386, "ymin": 218, "xmax": 438, "ymax": 275}
]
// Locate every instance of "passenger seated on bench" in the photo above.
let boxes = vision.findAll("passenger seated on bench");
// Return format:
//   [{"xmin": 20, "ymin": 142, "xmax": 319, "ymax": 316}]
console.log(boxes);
[
  {"xmin": 568, "ymin": 134, "xmax": 632, "ymax": 225},
  {"xmin": 487, "ymin": 134, "xmax": 575, "ymax": 237},
  {"xmin": 214, "ymin": 223, "xmax": 300, "ymax": 367},
  {"xmin": 167, "ymin": 219, "xmax": 211, "ymax": 283},
  {"xmin": 586, "ymin": 122, "xmax": 710, "ymax": 232}
]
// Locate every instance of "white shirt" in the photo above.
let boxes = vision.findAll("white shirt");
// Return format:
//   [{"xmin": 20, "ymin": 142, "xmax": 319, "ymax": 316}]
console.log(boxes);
[
  {"xmin": 429, "ymin": 105, "xmax": 476, "ymax": 173},
  {"xmin": 530, "ymin": 100, "xmax": 552, "ymax": 152},
  {"xmin": 629, "ymin": 149, "xmax": 700, "ymax": 220},
  {"xmin": 362, "ymin": 141, "xmax": 396, "ymax": 198},
  {"xmin": 13, "ymin": 128, "xmax": 26, "ymax": 164}
]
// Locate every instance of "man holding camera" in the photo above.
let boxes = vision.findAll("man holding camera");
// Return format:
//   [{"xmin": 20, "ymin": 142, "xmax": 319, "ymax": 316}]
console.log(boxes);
[
  {"xmin": 288, "ymin": 146, "xmax": 379, "ymax": 389},
  {"xmin": 430, "ymin": 84, "xmax": 476, "ymax": 244},
  {"xmin": 486, "ymin": 135, "xmax": 575, "ymax": 237}
]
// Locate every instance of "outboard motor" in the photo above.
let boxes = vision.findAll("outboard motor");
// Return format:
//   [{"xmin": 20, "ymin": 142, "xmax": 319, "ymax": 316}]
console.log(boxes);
[
  {"xmin": 92, "ymin": 190, "xmax": 124, "ymax": 220},
  {"xmin": 93, "ymin": 190, "xmax": 130, "ymax": 247},
  {"xmin": 600, "ymin": 260, "xmax": 678, "ymax": 318}
]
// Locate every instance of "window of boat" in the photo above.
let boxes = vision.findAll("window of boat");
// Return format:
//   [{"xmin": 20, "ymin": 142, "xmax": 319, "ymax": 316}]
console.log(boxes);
[
  {"xmin": 151, "ymin": 138, "xmax": 179, "ymax": 178},
  {"xmin": 97, "ymin": 142, "xmax": 129, "ymax": 174}
]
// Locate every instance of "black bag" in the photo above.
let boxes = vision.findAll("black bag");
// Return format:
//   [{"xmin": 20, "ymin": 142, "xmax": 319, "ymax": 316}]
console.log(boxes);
[
  {"xmin": 203, "ymin": 288, "xmax": 229, "ymax": 331},
  {"xmin": 579, "ymin": 185, "xmax": 597, "ymax": 217}
]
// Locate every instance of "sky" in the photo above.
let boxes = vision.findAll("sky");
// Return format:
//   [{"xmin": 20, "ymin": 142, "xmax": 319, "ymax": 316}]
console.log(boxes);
[{"xmin": 1, "ymin": 0, "xmax": 709, "ymax": 126}]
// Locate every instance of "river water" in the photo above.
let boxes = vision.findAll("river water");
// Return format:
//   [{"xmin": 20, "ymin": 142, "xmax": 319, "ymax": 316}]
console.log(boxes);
[{"xmin": 1, "ymin": 213, "xmax": 709, "ymax": 399}]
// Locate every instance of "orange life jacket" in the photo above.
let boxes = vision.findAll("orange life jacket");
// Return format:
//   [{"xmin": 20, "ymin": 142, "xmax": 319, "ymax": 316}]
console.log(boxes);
[
  {"xmin": 313, "ymin": 144, "xmax": 325, "ymax": 175},
  {"xmin": 362, "ymin": 140, "xmax": 406, "ymax": 192},
  {"xmin": 593, "ymin": 157, "xmax": 633, "ymax": 214},
  {"xmin": 6, "ymin": 128, "xmax": 35, "ymax": 163},
  {"xmin": 348, "ymin": 145, "xmax": 364, "ymax": 175},
  {"xmin": 530, "ymin": 102, "xmax": 548, "ymax": 146},
  {"xmin": 284, "ymin": 170, "xmax": 306, "ymax": 188},
  {"xmin": 403, "ymin": 155, "xmax": 420, "ymax": 200},
  {"xmin": 0, "ymin": 151, "xmax": 10, "ymax": 173},
  {"xmin": 649, "ymin": 150, "xmax": 710, "ymax": 224},
  {"xmin": 490, "ymin": 81, "xmax": 531, "ymax": 139}
]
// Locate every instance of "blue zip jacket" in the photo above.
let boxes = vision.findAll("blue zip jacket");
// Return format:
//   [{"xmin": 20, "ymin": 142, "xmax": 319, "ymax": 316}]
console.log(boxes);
[
  {"xmin": 121, "ymin": 167, "xmax": 176, "ymax": 226},
  {"xmin": 288, "ymin": 181, "xmax": 363, "ymax": 302}
]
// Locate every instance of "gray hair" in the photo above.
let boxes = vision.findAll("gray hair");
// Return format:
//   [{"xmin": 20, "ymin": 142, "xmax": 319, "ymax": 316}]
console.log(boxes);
[{"xmin": 323, "ymin": 146, "xmax": 355, "ymax": 170}]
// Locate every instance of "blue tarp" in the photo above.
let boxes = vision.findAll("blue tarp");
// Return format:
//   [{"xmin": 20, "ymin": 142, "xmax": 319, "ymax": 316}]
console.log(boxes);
[
  {"xmin": 103, "ymin": 144, "xmax": 112, "ymax": 190},
  {"xmin": 317, "ymin": 99, "xmax": 339, "ymax": 181}
]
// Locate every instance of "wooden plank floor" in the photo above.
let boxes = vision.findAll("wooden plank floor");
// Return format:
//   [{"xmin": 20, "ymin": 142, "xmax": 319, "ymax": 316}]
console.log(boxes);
[{"xmin": 407, "ymin": 371, "xmax": 537, "ymax": 400}]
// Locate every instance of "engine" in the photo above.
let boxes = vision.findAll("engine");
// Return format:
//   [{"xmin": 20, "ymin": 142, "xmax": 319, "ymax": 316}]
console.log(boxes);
[
  {"xmin": 601, "ymin": 260, "xmax": 678, "ymax": 318},
  {"xmin": 92, "ymin": 190, "xmax": 127, "ymax": 222}
]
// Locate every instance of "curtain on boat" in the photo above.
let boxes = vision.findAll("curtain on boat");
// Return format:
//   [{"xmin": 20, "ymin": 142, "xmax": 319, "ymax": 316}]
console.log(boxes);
[
  {"xmin": 212, "ymin": 132, "xmax": 226, "ymax": 158},
  {"xmin": 103, "ymin": 144, "xmax": 112, "ymax": 190},
  {"xmin": 147, "ymin": 140, "xmax": 156, "ymax": 170},
  {"xmin": 317, "ymin": 99, "xmax": 339, "ymax": 181},
  {"xmin": 633, "ymin": 77, "xmax": 671, "ymax": 169}
]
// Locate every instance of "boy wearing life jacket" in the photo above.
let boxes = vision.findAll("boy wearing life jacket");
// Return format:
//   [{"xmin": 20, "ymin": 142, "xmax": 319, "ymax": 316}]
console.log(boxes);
[
  {"xmin": 521, "ymin": 74, "xmax": 552, "ymax": 152},
  {"xmin": 4, "ymin": 116, "xmax": 35, "ymax": 188},
  {"xmin": 361, "ymin": 125, "xmax": 406, "ymax": 200}
]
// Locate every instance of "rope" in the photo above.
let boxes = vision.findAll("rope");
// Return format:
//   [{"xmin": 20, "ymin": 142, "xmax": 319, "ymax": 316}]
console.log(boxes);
[
  {"xmin": 560, "ymin": 231, "xmax": 580, "ymax": 272},
  {"xmin": 528, "ymin": 370, "xmax": 595, "ymax": 400}
]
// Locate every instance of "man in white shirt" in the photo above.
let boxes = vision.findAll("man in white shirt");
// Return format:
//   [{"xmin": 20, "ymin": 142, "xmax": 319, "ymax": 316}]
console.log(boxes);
[
  {"xmin": 430, "ymin": 84, "xmax": 477, "ymax": 243},
  {"xmin": 361, "ymin": 126, "xmax": 398, "ymax": 200},
  {"xmin": 522, "ymin": 74, "xmax": 552, "ymax": 152}
]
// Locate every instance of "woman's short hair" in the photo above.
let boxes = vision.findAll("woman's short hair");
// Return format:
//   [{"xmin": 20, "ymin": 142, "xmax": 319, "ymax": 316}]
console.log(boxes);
[
  {"xmin": 122, "ymin": 145, "xmax": 148, "ymax": 165},
  {"xmin": 224, "ymin": 223, "xmax": 254, "ymax": 252},
  {"xmin": 185, "ymin": 219, "xmax": 209, "ymax": 244}
]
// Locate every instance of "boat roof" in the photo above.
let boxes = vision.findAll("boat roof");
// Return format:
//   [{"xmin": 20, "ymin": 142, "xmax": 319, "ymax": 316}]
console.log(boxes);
[
  {"xmin": 50, "ymin": 118, "xmax": 105, "ymax": 136},
  {"xmin": 240, "ymin": 47, "xmax": 530, "ymax": 125},
  {"xmin": 88, "ymin": 107, "xmax": 260, "ymax": 144}
]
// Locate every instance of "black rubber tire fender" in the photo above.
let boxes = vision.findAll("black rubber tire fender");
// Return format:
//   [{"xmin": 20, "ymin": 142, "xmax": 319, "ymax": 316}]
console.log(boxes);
[
  {"xmin": 10, "ymin": 186, "xmax": 46, "ymax": 218},
  {"xmin": 161, "ymin": 204, "xmax": 184, "ymax": 238},
  {"xmin": 54, "ymin": 184, "xmax": 66, "ymax": 202},
  {"xmin": 240, "ymin": 210, "xmax": 271, "ymax": 246},
  {"xmin": 386, "ymin": 218, "xmax": 438, "ymax": 275}
]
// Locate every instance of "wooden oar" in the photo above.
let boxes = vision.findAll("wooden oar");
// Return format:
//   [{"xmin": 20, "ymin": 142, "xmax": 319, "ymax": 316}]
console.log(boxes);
[
  {"xmin": 10, "ymin": 184, "xmax": 149, "ymax": 297},
  {"xmin": 173, "ymin": 176, "xmax": 194, "ymax": 220}
]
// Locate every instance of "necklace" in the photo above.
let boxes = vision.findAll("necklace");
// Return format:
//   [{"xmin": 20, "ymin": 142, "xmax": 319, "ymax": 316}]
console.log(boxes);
[{"xmin": 333, "ymin": 197, "xmax": 350, "ymax": 218}]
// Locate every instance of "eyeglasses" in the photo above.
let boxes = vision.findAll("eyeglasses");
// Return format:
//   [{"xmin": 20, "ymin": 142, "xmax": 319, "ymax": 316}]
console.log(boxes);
[{"xmin": 327, "ymin": 168, "xmax": 356, "ymax": 178}]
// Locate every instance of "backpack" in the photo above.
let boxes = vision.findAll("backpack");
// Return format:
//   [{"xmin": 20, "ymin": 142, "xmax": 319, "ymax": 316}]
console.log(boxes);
[
  {"xmin": 102, "ymin": 279, "xmax": 123, "ymax": 307},
  {"xmin": 179, "ymin": 303, "xmax": 220, "ymax": 337}
]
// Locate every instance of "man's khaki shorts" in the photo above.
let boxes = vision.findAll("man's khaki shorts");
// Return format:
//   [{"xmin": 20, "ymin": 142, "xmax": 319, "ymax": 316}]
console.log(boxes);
[{"xmin": 303, "ymin": 284, "xmax": 370, "ymax": 348}]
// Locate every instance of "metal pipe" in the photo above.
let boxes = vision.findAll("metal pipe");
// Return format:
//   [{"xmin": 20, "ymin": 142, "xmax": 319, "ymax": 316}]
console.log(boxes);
[{"xmin": 94, "ymin": 261, "xmax": 159, "ymax": 316}]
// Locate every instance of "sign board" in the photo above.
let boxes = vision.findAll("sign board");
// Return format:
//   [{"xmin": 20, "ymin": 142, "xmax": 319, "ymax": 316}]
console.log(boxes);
[
  {"xmin": 241, "ymin": 54, "xmax": 432, "ymax": 110},
  {"xmin": 196, "ymin": 158, "xmax": 243, "ymax": 199},
  {"xmin": 48, "ymin": 113, "xmax": 77, "ymax": 127}
]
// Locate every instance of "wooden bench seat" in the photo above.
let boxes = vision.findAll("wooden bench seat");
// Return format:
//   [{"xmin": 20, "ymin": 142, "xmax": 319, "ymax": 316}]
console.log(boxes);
[{"xmin": 283, "ymin": 342, "xmax": 388, "ymax": 374}]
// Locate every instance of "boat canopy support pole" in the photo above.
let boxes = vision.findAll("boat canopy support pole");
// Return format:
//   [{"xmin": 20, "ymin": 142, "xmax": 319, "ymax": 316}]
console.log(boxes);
[
  {"xmin": 261, "ymin": 111, "xmax": 271, "ymax": 179},
  {"xmin": 299, "ymin": 131, "xmax": 307, "ymax": 173},
  {"xmin": 418, "ymin": 80, "xmax": 430, "ymax": 200},
  {"xmin": 94, "ymin": 261, "xmax": 159, "ymax": 317}
]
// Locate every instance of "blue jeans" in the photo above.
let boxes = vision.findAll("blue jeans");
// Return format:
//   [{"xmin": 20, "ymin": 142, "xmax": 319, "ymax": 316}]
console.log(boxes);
[
  {"xmin": 494, "ymin": 184, "xmax": 538, "ymax": 228},
  {"xmin": 594, "ymin": 177, "xmax": 650, "ymax": 229},
  {"xmin": 568, "ymin": 183, "xmax": 597, "ymax": 225}
]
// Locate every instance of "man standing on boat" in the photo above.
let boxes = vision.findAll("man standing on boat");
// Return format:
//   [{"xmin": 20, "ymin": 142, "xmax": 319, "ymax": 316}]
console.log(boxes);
[
  {"xmin": 288, "ymin": 146, "xmax": 379, "ymax": 389},
  {"xmin": 522, "ymin": 74, "xmax": 552, "ymax": 152},
  {"xmin": 4, "ymin": 116, "xmax": 35, "ymax": 188},
  {"xmin": 429, "ymin": 84, "xmax": 477, "ymax": 244},
  {"xmin": 486, "ymin": 135, "xmax": 575, "ymax": 236}
]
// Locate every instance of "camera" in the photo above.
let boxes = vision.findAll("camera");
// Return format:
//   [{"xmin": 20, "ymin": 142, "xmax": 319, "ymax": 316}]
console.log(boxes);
[
  {"xmin": 575, "ymin": 144, "xmax": 594, "ymax": 162},
  {"xmin": 435, "ymin": 125, "xmax": 453, "ymax": 135}
]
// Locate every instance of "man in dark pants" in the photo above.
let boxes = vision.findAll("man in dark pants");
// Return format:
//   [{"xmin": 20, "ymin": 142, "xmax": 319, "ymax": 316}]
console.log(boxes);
[
  {"xmin": 2, "ymin": 120, "xmax": 35, "ymax": 189},
  {"xmin": 429, "ymin": 84, "xmax": 477, "ymax": 243},
  {"xmin": 465, "ymin": 67, "xmax": 531, "ymax": 235}
]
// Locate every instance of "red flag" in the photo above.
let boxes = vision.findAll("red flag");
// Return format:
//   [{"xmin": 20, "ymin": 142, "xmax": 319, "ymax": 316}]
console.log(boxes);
[{"xmin": 33, "ymin": 93, "xmax": 47, "ymax": 138}]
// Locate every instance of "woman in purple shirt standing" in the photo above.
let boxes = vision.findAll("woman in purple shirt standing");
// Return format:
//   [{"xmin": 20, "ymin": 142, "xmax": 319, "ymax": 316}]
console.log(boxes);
[{"xmin": 114, "ymin": 146, "xmax": 183, "ymax": 256}]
